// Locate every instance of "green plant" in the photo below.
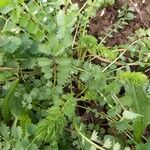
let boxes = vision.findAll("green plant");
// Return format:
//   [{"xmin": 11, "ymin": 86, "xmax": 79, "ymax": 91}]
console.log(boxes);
[{"xmin": 0, "ymin": 0, "xmax": 150, "ymax": 150}]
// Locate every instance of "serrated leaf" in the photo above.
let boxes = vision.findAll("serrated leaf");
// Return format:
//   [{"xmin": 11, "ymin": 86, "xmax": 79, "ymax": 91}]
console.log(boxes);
[
  {"xmin": 63, "ymin": 94, "xmax": 76, "ymax": 119},
  {"xmin": 91, "ymin": 131, "xmax": 98, "ymax": 142},
  {"xmin": 11, "ymin": 126, "xmax": 23, "ymax": 139},
  {"xmin": 5, "ymin": 36, "xmax": 22, "ymax": 53},
  {"xmin": 122, "ymin": 110, "xmax": 142, "ymax": 120},
  {"xmin": 103, "ymin": 138, "xmax": 112, "ymax": 149},
  {"xmin": 37, "ymin": 57, "xmax": 52, "ymax": 67},
  {"xmin": 27, "ymin": 21, "xmax": 39, "ymax": 34},
  {"xmin": 36, "ymin": 106, "xmax": 67, "ymax": 142},
  {"xmin": 18, "ymin": 14, "xmax": 29, "ymax": 27},
  {"xmin": 124, "ymin": 147, "xmax": 130, "ymax": 150},
  {"xmin": 0, "ymin": 124, "xmax": 10, "ymax": 140},
  {"xmin": 113, "ymin": 142, "xmax": 121, "ymax": 150}
]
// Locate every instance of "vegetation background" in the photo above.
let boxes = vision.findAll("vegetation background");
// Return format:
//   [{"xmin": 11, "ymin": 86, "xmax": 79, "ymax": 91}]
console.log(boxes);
[{"xmin": 0, "ymin": 0, "xmax": 150, "ymax": 149}]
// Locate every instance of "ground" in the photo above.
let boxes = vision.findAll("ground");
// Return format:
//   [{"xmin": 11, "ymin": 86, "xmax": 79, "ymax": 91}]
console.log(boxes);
[
  {"xmin": 73, "ymin": 0, "xmax": 150, "ymax": 46},
  {"xmin": 73, "ymin": 0, "xmax": 150, "ymax": 77},
  {"xmin": 90, "ymin": 0, "xmax": 149, "ymax": 44}
]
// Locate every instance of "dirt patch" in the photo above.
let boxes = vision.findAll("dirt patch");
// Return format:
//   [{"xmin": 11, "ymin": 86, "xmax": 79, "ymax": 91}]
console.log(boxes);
[
  {"xmin": 73, "ymin": 0, "xmax": 150, "ymax": 46},
  {"xmin": 88, "ymin": 0, "xmax": 150, "ymax": 46}
]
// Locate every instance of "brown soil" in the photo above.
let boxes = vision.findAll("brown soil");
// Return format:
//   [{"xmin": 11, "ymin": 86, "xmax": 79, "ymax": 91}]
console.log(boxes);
[
  {"xmin": 72, "ymin": 0, "xmax": 150, "ymax": 78},
  {"xmin": 73, "ymin": 0, "xmax": 150, "ymax": 46},
  {"xmin": 88, "ymin": 0, "xmax": 150, "ymax": 46}
]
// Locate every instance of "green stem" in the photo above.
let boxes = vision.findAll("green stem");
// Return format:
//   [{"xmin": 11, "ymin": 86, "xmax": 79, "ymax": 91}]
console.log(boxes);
[{"xmin": 74, "ymin": 123, "xmax": 106, "ymax": 150}]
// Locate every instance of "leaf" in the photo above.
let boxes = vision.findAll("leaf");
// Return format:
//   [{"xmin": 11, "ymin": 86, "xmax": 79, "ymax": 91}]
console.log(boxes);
[
  {"xmin": 118, "ymin": 71, "xmax": 148, "ymax": 86},
  {"xmin": 34, "ymin": 30, "xmax": 45, "ymax": 42},
  {"xmin": 36, "ymin": 107, "xmax": 67, "ymax": 142},
  {"xmin": 123, "ymin": 110, "xmax": 142, "ymax": 120},
  {"xmin": 0, "ymin": 3, "xmax": 14, "ymax": 14},
  {"xmin": 0, "ymin": 0, "xmax": 11, "ymax": 7},
  {"xmin": 0, "ymin": 71, "xmax": 13, "ymax": 82},
  {"xmin": 14, "ymin": 138, "xmax": 39, "ymax": 150},
  {"xmin": 0, "ymin": 53, "xmax": 4, "ymax": 65},
  {"xmin": 120, "ymin": 95, "xmax": 133, "ymax": 107},
  {"xmin": 0, "ymin": 123, "xmax": 10, "ymax": 140},
  {"xmin": 113, "ymin": 142, "xmax": 121, "ymax": 150},
  {"xmin": 5, "ymin": 36, "xmax": 22, "ymax": 53},
  {"xmin": 37, "ymin": 57, "xmax": 53, "ymax": 79},
  {"xmin": 80, "ymin": 62, "xmax": 106, "ymax": 91},
  {"xmin": 27, "ymin": 21, "xmax": 39, "ymax": 34},
  {"xmin": 1, "ymin": 79, "xmax": 19, "ymax": 123},
  {"xmin": 124, "ymin": 147, "xmax": 130, "ymax": 150},
  {"xmin": 11, "ymin": 126, "xmax": 23, "ymax": 139},
  {"xmin": 19, "ymin": 113, "xmax": 31, "ymax": 131},
  {"xmin": 122, "ymin": 110, "xmax": 142, "ymax": 120},
  {"xmin": 1, "ymin": 141, "xmax": 10, "ymax": 150},
  {"xmin": 136, "ymin": 142, "xmax": 150, "ymax": 150},
  {"xmin": 103, "ymin": 138, "xmax": 112, "ymax": 149},
  {"xmin": 37, "ymin": 57, "xmax": 52, "ymax": 66},
  {"xmin": 57, "ymin": 57, "xmax": 78, "ymax": 86},
  {"xmin": 116, "ymin": 120, "xmax": 130, "ymax": 132},
  {"xmin": 10, "ymin": 98, "xmax": 24, "ymax": 117},
  {"xmin": 18, "ymin": 14, "xmax": 29, "ymax": 27},
  {"xmin": 62, "ymin": 94, "xmax": 76, "ymax": 119}
]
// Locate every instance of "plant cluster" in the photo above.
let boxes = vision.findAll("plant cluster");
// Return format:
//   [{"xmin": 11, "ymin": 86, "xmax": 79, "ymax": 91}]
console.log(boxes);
[{"xmin": 0, "ymin": 0, "xmax": 150, "ymax": 150}]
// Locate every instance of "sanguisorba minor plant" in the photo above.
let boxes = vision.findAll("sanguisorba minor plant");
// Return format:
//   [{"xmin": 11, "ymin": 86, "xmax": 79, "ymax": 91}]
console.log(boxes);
[{"xmin": 0, "ymin": 0, "xmax": 150, "ymax": 149}]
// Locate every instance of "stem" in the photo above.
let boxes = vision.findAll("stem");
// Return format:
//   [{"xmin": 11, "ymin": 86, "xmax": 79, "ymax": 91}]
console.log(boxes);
[
  {"xmin": 102, "ymin": 38, "xmax": 142, "ymax": 72},
  {"xmin": 74, "ymin": 123, "xmax": 106, "ymax": 150},
  {"xmin": 53, "ymin": 63, "xmax": 57, "ymax": 87},
  {"xmin": 13, "ymin": 117, "xmax": 18, "ymax": 128}
]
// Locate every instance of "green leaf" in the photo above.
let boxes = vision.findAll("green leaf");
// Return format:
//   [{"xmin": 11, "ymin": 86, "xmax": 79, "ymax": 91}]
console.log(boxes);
[
  {"xmin": 36, "ymin": 107, "xmax": 67, "ymax": 142},
  {"xmin": 120, "ymin": 95, "xmax": 133, "ymax": 107},
  {"xmin": 0, "ymin": 3, "xmax": 14, "ymax": 14},
  {"xmin": 5, "ymin": 36, "xmax": 22, "ymax": 53},
  {"xmin": 57, "ymin": 57, "xmax": 76, "ymax": 86},
  {"xmin": 27, "ymin": 21, "xmax": 39, "ymax": 34},
  {"xmin": 122, "ymin": 110, "xmax": 142, "ymax": 120},
  {"xmin": 62, "ymin": 94, "xmax": 76, "ymax": 119},
  {"xmin": 37, "ymin": 57, "xmax": 52, "ymax": 66},
  {"xmin": 103, "ymin": 138, "xmax": 112, "ymax": 149},
  {"xmin": 118, "ymin": 71, "xmax": 148, "ymax": 86},
  {"xmin": 0, "ymin": 71, "xmax": 13, "ymax": 82},
  {"xmin": 11, "ymin": 126, "xmax": 23, "ymax": 139},
  {"xmin": 18, "ymin": 14, "xmax": 29, "ymax": 27},
  {"xmin": 0, "ymin": 123, "xmax": 10, "ymax": 140},
  {"xmin": 1, "ymin": 79, "xmax": 19, "ymax": 123},
  {"xmin": 113, "ymin": 142, "xmax": 121, "ymax": 150},
  {"xmin": 0, "ymin": 0, "xmax": 11, "ymax": 7},
  {"xmin": 10, "ymin": 98, "xmax": 24, "ymax": 117},
  {"xmin": 123, "ymin": 83, "xmax": 150, "ymax": 142},
  {"xmin": 19, "ymin": 113, "xmax": 31, "ymax": 131},
  {"xmin": 136, "ymin": 142, "xmax": 150, "ymax": 150}
]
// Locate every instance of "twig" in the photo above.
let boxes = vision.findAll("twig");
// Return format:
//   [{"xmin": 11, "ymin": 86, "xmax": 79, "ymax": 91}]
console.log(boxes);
[
  {"xmin": 0, "ymin": 67, "xmax": 17, "ymax": 71},
  {"xmin": 90, "ymin": 55, "xmax": 123, "ymax": 66},
  {"xmin": 102, "ymin": 38, "xmax": 142, "ymax": 72}
]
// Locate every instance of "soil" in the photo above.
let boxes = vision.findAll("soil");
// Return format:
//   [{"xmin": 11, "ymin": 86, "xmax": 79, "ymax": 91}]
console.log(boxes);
[
  {"xmin": 72, "ymin": 0, "xmax": 150, "ymax": 78},
  {"xmin": 73, "ymin": 0, "xmax": 150, "ymax": 46},
  {"xmin": 88, "ymin": 0, "xmax": 150, "ymax": 46}
]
